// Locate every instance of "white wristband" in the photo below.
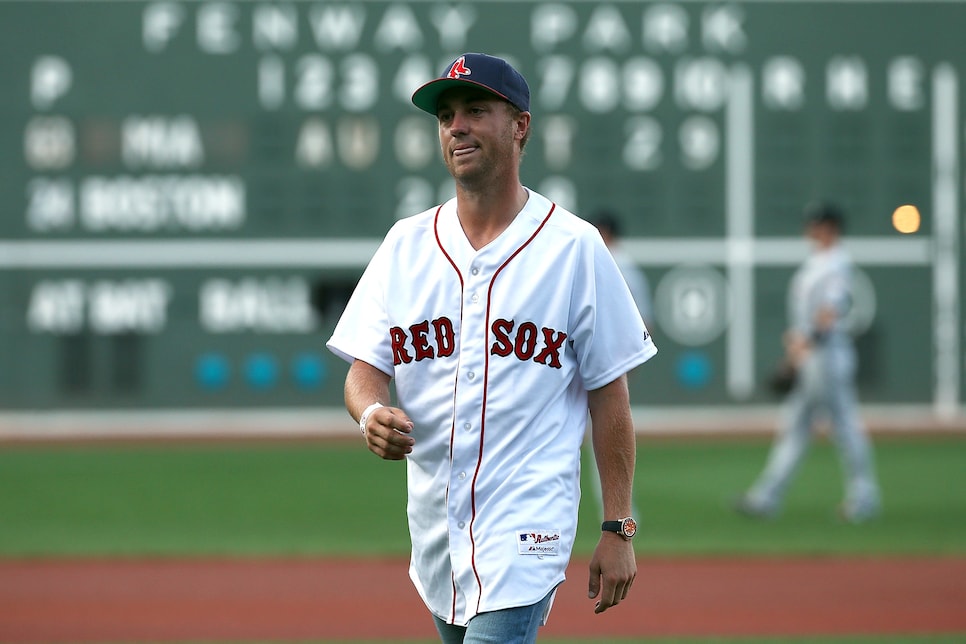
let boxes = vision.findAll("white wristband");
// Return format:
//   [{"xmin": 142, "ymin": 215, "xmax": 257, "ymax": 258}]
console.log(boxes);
[{"xmin": 358, "ymin": 402, "xmax": 383, "ymax": 436}]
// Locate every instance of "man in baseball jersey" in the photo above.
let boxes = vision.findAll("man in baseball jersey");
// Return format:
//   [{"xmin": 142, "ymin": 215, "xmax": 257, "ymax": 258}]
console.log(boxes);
[
  {"xmin": 327, "ymin": 53, "xmax": 657, "ymax": 643},
  {"xmin": 734, "ymin": 202, "xmax": 881, "ymax": 523}
]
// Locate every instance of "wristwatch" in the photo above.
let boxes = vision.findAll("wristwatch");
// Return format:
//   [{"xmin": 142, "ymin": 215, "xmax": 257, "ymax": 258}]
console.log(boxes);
[{"xmin": 601, "ymin": 517, "xmax": 637, "ymax": 540}]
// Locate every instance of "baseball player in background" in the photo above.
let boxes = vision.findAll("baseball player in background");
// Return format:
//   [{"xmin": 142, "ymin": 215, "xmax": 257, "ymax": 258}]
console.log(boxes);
[
  {"xmin": 734, "ymin": 202, "xmax": 881, "ymax": 524},
  {"xmin": 327, "ymin": 53, "xmax": 657, "ymax": 643},
  {"xmin": 593, "ymin": 210, "xmax": 653, "ymax": 329}
]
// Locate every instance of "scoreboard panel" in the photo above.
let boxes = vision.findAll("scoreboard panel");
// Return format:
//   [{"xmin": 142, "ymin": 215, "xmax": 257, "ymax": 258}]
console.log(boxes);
[{"xmin": 0, "ymin": 1, "xmax": 962, "ymax": 419}]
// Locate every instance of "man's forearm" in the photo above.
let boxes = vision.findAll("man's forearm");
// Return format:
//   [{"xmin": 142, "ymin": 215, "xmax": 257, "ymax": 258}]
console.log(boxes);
[
  {"xmin": 588, "ymin": 375, "xmax": 636, "ymax": 519},
  {"xmin": 344, "ymin": 359, "xmax": 392, "ymax": 422}
]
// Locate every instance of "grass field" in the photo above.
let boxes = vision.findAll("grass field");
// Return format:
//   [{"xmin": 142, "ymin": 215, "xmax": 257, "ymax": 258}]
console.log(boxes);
[
  {"xmin": 1, "ymin": 433, "xmax": 963, "ymax": 643},
  {"xmin": 0, "ymin": 433, "xmax": 963, "ymax": 558}
]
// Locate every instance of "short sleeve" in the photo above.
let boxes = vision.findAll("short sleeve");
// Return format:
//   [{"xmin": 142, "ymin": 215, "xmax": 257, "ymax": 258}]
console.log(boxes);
[
  {"xmin": 569, "ymin": 232, "xmax": 657, "ymax": 390},
  {"xmin": 326, "ymin": 234, "xmax": 396, "ymax": 376}
]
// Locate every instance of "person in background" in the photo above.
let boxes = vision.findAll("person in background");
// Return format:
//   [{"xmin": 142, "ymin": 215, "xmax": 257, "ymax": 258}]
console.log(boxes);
[
  {"xmin": 593, "ymin": 210, "xmax": 653, "ymax": 327},
  {"xmin": 733, "ymin": 201, "xmax": 881, "ymax": 524}
]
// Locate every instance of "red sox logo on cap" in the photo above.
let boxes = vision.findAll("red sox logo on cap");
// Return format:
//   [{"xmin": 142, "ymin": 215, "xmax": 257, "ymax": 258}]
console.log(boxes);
[{"xmin": 447, "ymin": 56, "xmax": 471, "ymax": 79}]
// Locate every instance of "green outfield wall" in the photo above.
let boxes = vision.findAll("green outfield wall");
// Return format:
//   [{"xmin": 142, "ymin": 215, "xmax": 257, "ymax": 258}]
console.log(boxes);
[{"xmin": 0, "ymin": 1, "xmax": 963, "ymax": 426}]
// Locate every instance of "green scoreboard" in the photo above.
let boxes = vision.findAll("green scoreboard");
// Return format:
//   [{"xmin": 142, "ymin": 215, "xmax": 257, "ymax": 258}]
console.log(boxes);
[{"xmin": 0, "ymin": 1, "xmax": 963, "ymax": 423}]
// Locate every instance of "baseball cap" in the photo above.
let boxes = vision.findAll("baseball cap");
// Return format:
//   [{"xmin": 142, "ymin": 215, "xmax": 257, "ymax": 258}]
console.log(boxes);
[
  {"xmin": 411, "ymin": 53, "xmax": 530, "ymax": 115},
  {"xmin": 803, "ymin": 200, "xmax": 845, "ymax": 227}
]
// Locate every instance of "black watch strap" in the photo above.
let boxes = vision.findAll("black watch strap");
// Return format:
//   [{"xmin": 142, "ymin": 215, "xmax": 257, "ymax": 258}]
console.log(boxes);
[{"xmin": 601, "ymin": 516, "xmax": 637, "ymax": 539}]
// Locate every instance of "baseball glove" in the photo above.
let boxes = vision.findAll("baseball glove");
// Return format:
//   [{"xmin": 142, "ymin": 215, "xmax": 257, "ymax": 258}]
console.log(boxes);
[{"xmin": 767, "ymin": 358, "xmax": 798, "ymax": 395}]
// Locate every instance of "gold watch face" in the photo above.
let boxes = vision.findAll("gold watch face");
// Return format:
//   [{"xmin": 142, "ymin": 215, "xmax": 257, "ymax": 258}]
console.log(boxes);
[{"xmin": 621, "ymin": 517, "xmax": 637, "ymax": 538}]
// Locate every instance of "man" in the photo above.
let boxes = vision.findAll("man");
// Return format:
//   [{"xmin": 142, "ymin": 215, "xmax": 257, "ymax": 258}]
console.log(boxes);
[
  {"xmin": 327, "ymin": 53, "xmax": 657, "ymax": 643},
  {"xmin": 734, "ymin": 201, "xmax": 881, "ymax": 523}
]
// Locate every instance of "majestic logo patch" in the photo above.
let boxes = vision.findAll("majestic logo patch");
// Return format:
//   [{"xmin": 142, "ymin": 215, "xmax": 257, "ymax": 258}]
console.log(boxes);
[
  {"xmin": 447, "ymin": 56, "xmax": 471, "ymax": 79},
  {"xmin": 517, "ymin": 529, "xmax": 561, "ymax": 555}
]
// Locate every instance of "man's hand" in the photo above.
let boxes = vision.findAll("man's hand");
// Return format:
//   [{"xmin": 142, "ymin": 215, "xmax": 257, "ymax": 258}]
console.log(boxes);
[
  {"xmin": 783, "ymin": 329, "xmax": 811, "ymax": 367},
  {"xmin": 362, "ymin": 406, "xmax": 415, "ymax": 460},
  {"xmin": 588, "ymin": 532, "xmax": 636, "ymax": 614}
]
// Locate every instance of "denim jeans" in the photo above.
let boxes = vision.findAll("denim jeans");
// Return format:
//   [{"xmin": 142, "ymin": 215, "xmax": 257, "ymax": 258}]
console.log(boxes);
[{"xmin": 432, "ymin": 587, "xmax": 557, "ymax": 644}]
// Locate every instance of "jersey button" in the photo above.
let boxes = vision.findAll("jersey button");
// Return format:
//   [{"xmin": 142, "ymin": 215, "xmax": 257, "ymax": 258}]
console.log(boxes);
[
  {"xmin": 458, "ymin": 521, "xmax": 466, "ymax": 529},
  {"xmin": 467, "ymin": 371, "xmax": 475, "ymax": 380},
  {"xmin": 463, "ymin": 422, "xmax": 471, "ymax": 431},
  {"xmin": 457, "ymin": 471, "xmax": 466, "ymax": 481},
  {"xmin": 471, "ymin": 267, "xmax": 479, "ymax": 275},
  {"xmin": 470, "ymin": 292, "xmax": 480, "ymax": 303}
]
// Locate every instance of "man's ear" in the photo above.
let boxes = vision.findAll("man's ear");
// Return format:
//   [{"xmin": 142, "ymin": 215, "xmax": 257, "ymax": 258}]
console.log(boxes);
[{"xmin": 515, "ymin": 111, "xmax": 531, "ymax": 140}]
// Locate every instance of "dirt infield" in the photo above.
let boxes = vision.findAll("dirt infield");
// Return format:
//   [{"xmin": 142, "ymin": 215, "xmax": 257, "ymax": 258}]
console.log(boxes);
[{"xmin": 1, "ymin": 556, "xmax": 964, "ymax": 642}]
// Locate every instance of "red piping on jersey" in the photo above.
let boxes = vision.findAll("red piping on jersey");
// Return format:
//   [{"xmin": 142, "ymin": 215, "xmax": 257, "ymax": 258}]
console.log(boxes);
[
  {"xmin": 469, "ymin": 201, "xmax": 557, "ymax": 616},
  {"xmin": 434, "ymin": 204, "xmax": 462, "ymax": 465},
  {"xmin": 433, "ymin": 204, "xmax": 463, "ymax": 622}
]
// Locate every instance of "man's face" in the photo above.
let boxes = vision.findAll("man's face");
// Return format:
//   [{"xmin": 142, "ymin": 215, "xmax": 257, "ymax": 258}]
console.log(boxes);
[
  {"xmin": 434, "ymin": 88, "xmax": 527, "ymax": 185},
  {"xmin": 806, "ymin": 220, "xmax": 838, "ymax": 248}
]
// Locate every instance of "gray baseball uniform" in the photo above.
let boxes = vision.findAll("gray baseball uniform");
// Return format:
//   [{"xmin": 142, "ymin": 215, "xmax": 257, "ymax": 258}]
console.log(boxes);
[{"xmin": 744, "ymin": 243, "xmax": 881, "ymax": 518}]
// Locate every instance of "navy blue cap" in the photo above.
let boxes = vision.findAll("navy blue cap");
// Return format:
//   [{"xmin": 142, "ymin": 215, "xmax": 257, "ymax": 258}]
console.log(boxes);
[{"xmin": 411, "ymin": 53, "xmax": 530, "ymax": 115}]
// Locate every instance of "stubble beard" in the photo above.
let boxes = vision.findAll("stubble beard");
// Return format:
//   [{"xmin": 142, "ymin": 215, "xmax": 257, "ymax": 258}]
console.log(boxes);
[
  {"xmin": 446, "ymin": 136, "xmax": 517, "ymax": 194},
  {"xmin": 444, "ymin": 112, "xmax": 520, "ymax": 190}
]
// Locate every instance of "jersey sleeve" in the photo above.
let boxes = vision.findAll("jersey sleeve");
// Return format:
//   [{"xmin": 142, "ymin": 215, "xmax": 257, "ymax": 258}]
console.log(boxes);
[
  {"xmin": 569, "ymin": 231, "xmax": 657, "ymax": 390},
  {"xmin": 325, "ymin": 232, "xmax": 397, "ymax": 376},
  {"xmin": 822, "ymin": 256, "xmax": 852, "ymax": 315}
]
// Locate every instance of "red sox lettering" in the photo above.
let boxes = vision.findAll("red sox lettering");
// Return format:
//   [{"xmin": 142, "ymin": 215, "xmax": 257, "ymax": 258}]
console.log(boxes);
[
  {"xmin": 489, "ymin": 319, "xmax": 567, "ymax": 369},
  {"xmin": 391, "ymin": 317, "xmax": 456, "ymax": 364},
  {"xmin": 390, "ymin": 317, "xmax": 567, "ymax": 369}
]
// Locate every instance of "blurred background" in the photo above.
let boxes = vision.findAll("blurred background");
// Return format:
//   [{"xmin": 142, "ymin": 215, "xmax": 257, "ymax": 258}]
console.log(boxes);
[
  {"xmin": 1, "ymin": 2, "xmax": 965, "ymax": 643},
  {"xmin": 1, "ymin": 0, "xmax": 964, "ymax": 437}
]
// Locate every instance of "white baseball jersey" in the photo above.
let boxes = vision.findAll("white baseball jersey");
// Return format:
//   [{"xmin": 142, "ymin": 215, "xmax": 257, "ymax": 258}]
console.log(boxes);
[
  {"xmin": 788, "ymin": 244, "xmax": 853, "ymax": 343},
  {"xmin": 327, "ymin": 189, "xmax": 656, "ymax": 626}
]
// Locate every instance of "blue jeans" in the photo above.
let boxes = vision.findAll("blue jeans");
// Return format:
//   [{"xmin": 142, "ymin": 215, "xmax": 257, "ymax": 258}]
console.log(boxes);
[{"xmin": 432, "ymin": 587, "xmax": 557, "ymax": 644}]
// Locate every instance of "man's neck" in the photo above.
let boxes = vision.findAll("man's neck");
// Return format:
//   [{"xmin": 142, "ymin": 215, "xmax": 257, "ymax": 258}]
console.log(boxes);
[{"xmin": 455, "ymin": 182, "xmax": 528, "ymax": 250}]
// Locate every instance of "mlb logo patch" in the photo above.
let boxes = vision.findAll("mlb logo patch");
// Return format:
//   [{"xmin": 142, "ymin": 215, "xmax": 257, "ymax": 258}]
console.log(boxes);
[{"xmin": 517, "ymin": 529, "xmax": 561, "ymax": 555}]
